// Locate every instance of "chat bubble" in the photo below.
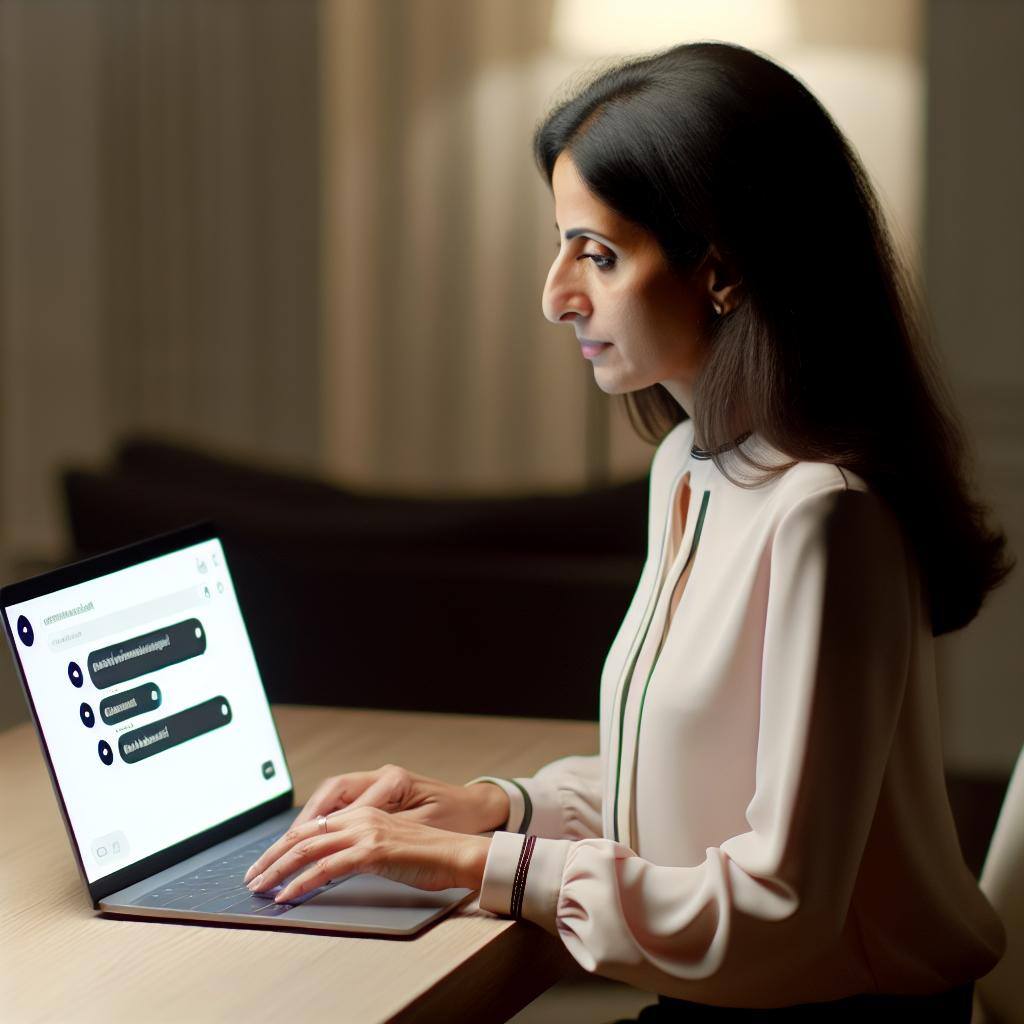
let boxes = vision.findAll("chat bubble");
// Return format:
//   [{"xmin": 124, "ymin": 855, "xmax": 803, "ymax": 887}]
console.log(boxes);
[
  {"xmin": 118, "ymin": 696, "xmax": 232, "ymax": 764},
  {"xmin": 49, "ymin": 587, "xmax": 203, "ymax": 652},
  {"xmin": 88, "ymin": 618, "xmax": 206, "ymax": 689},
  {"xmin": 16, "ymin": 615, "xmax": 34, "ymax": 646},
  {"xmin": 99, "ymin": 683, "xmax": 162, "ymax": 725}
]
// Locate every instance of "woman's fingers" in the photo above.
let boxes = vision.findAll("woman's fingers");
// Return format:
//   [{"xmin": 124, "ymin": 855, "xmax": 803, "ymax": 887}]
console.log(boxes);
[
  {"xmin": 248, "ymin": 806, "xmax": 380, "ymax": 896},
  {"xmin": 287, "ymin": 778, "xmax": 341, "ymax": 830},
  {"xmin": 248, "ymin": 831, "xmax": 336, "ymax": 895},
  {"xmin": 288, "ymin": 771, "xmax": 377, "ymax": 830},
  {"xmin": 262, "ymin": 806, "xmax": 473, "ymax": 905},
  {"xmin": 244, "ymin": 817, "xmax": 318, "ymax": 884},
  {"xmin": 246, "ymin": 768, "xmax": 398, "ymax": 882},
  {"xmin": 274, "ymin": 849, "xmax": 363, "ymax": 904},
  {"xmin": 247, "ymin": 765, "xmax": 440, "ymax": 884},
  {"xmin": 342, "ymin": 765, "xmax": 409, "ymax": 813},
  {"xmin": 289, "ymin": 778, "xmax": 351, "ymax": 829},
  {"xmin": 245, "ymin": 805, "xmax": 486, "ymax": 901},
  {"xmin": 287, "ymin": 765, "xmax": 411, "ymax": 831}
]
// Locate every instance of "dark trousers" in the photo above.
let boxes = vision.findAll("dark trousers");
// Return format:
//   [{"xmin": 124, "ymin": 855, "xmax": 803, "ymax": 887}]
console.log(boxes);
[{"xmin": 609, "ymin": 981, "xmax": 974, "ymax": 1023}]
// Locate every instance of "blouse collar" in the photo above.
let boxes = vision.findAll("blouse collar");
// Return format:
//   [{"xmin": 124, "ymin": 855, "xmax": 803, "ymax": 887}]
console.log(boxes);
[{"xmin": 690, "ymin": 429, "xmax": 754, "ymax": 461}]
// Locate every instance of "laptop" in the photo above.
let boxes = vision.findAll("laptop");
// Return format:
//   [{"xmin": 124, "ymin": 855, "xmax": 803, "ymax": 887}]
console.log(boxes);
[{"xmin": 1, "ymin": 521, "xmax": 472, "ymax": 935}]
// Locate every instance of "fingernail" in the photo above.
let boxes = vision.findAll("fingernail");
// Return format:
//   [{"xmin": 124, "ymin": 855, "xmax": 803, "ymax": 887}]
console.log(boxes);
[
  {"xmin": 243, "ymin": 865, "xmax": 256, "ymax": 883},
  {"xmin": 247, "ymin": 873, "xmax": 263, "ymax": 891},
  {"xmin": 274, "ymin": 891, "xmax": 288, "ymax": 903}
]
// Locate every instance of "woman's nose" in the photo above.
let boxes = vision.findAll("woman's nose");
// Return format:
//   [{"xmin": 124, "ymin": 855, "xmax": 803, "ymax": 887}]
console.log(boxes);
[{"xmin": 542, "ymin": 260, "xmax": 592, "ymax": 325}]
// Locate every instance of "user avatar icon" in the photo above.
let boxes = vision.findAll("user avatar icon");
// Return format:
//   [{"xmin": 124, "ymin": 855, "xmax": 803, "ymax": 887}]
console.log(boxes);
[
  {"xmin": 16, "ymin": 615, "xmax": 34, "ymax": 647},
  {"xmin": 98, "ymin": 739, "xmax": 113, "ymax": 766},
  {"xmin": 80, "ymin": 703, "xmax": 95, "ymax": 728},
  {"xmin": 68, "ymin": 662, "xmax": 83, "ymax": 687}
]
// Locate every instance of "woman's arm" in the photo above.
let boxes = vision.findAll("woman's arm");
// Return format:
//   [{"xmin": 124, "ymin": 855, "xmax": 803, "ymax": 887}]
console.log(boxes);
[
  {"xmin": 465, "ymin": 753, "xmax": 603, "ymax": 839},
  {"xmin": 476, "ymin": 484, "xmax": 918, "ymax": 1004}
]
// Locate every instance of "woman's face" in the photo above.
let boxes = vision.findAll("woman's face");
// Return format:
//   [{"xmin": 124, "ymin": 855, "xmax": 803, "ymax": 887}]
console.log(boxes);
[{"xmin": 542, "ymin": 150, "xmax": 717, "ymax": 413}]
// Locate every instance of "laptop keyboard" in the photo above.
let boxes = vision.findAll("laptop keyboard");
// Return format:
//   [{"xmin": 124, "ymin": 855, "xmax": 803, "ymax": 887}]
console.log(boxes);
[{"xmin": 129, "ymin": 828, "xmax": 346, "ymax": 917}]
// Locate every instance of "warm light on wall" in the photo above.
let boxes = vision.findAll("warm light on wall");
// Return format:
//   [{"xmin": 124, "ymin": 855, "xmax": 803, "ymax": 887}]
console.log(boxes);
[
  {"xmin": 546, "ymin": 0, "xmax": 923, "ymax": 281},
  {"xmin": 550, "ymin": 0, "xmax": 799, "ymax": 57}
]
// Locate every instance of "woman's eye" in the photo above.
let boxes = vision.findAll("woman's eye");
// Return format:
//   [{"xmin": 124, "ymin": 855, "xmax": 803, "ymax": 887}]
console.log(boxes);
[
  {"xmin": 552, "ymin": 241, "xmax": 615, "ymax": 271},
  {"xmin": 578, "ymin": 253, "xmax": 616, "ymax": 271}
]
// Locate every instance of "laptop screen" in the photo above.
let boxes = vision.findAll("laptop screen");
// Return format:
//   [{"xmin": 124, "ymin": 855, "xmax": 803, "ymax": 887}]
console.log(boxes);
[{"xmin": 2, "ymin": 530, "xmax": 292, "ymax": 885}]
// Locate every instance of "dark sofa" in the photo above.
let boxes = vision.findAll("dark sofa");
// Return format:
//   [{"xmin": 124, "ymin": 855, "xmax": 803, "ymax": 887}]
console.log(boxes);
[{"xmin": 61, "ymin": 437, "xmax": 650, "ymax": 720}]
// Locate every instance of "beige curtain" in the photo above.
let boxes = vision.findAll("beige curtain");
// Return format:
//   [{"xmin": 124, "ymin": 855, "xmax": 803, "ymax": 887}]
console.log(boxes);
[
  {"xmin": 1, "ymin": 0, "xmax": 107, "ymax": 559},
  {"xmin": 97, "ymin": 0, "xmax": 322, "ymax": 466},
  {"xmin": 0, "ymin": 0, "xmax": 650, "ymax": 561},
  {"xmin": 320, "ymin": 0, "xmax": 650, "ymax": 496},
  {"xmin": 0, "ymin": 0, "xmax": 322, "ymax": 558}
]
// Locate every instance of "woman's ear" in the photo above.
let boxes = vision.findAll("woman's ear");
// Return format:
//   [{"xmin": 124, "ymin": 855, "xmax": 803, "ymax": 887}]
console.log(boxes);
[{"xmin": 704, "ymin": 245, "xmax": 743, "ymax": 315}]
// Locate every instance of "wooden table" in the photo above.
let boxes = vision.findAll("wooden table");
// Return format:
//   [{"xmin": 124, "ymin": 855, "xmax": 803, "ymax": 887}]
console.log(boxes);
[{"xmin": 0, "ymin": 704, "xmax": 599, "ymax": 1023}]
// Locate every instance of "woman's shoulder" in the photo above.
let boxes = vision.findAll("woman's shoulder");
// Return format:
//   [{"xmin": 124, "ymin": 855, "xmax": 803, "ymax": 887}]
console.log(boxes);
[
  {"xmin": 767, "ymin": 460, "xmax": 884, "ymax": 526},
  {"xmin": 731, "ymin": 430, "xmax": 866, "ymax": 500},
  {"xmin": 769, "ymin": 461, "xmax": 905, "ymax": 560},
  {"xmin": 776, "ymin": 460, "xmax": 865, "ymax": 500}
]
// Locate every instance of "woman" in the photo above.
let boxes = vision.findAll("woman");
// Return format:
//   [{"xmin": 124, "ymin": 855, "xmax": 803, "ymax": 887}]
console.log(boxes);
[{"xmin": 243, "ymin": 42, "xmax": 1011, "ymax": 1020}]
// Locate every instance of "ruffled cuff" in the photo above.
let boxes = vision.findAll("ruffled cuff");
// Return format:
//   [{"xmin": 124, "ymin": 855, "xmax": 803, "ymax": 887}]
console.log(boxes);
[{"xmin": 477, "ymin": 830, "xmax": 572, "ymax": 935}]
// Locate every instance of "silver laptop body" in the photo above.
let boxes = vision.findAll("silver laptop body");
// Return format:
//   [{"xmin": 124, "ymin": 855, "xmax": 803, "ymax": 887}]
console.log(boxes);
[{"xmin": 2, "ymin": 522, "xmax": 471, "ymax": 935}]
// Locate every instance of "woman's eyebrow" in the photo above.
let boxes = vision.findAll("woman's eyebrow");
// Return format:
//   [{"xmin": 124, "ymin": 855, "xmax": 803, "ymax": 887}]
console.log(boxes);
[{"xmin": 554, "ymin": 224, "xmax": 618, "ymax": 247}]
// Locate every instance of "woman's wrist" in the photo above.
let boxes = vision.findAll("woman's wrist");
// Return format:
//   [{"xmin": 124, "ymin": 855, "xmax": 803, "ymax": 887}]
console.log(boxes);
[
  {"xmin": 465, "ymin": 780, "xmax": 511, "ymax": 832},
  {"xmin": 456, "ymin": 834, "xmax": 492, "ymax": 890}
]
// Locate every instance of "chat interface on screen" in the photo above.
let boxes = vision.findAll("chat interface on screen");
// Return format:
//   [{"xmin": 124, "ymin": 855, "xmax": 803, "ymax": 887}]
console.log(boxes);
[{"xmin": 4, "ymin": 538, "xmax": 291, "ymax": 884}]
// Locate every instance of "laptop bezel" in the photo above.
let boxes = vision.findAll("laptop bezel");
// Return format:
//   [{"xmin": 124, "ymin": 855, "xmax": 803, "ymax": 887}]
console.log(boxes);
[{"xmin": 1, "ymin": 520, "xmax": 296, "ymax": 907}]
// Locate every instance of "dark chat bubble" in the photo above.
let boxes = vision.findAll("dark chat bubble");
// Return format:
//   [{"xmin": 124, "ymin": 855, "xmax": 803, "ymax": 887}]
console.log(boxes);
[
  {"xmin": 88, "ymin": 618, "xmax": 207, "ymax": 689},
  {"xmin": 16, "ymin": 615, "xmax": 34, "ymax": 646},
  {"xmin": 99, "ymin": 683, "xmax": 162, "ymax": 725},
  {"xmin": 118, "ymin": 696, "xmax": 232, "ymax": 764}
]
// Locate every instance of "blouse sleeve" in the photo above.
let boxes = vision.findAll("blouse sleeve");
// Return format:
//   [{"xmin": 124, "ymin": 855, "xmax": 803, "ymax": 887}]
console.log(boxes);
[
  {"xmin": 465, "ymin": 754, "xmax": 603, "ymax": 839},
  {"xmin": 477, "ymin": 483, "xmax": 915, "ymax": 1003}
]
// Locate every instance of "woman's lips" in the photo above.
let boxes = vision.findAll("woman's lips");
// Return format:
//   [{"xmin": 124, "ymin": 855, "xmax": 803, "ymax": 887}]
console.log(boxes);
[{"xmin": 580, "ymin": 341, "xmax": 611, "ymax": 359}]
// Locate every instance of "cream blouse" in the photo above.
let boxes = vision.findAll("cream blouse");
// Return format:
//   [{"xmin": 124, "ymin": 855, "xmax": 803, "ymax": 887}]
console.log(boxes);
[{"xmin": 467, "ymin": 418, "xmax": 1005, "ymax": 1008}]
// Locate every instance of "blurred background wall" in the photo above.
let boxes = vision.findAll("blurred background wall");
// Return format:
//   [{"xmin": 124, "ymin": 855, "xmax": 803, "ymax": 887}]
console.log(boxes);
[{"xmin": 0, "ymin": 0, "xmax": 1021, "ymax": 777}]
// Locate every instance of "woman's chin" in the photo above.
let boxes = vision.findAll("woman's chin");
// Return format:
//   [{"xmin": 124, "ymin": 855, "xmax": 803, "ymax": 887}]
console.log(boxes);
[
  {"xmin": 591, "ymin": 368, "xmax": 641, "ymax": 396},
  {"xmin": 593, "ymin": 376, "xmax": 623, "ymax": 395}
]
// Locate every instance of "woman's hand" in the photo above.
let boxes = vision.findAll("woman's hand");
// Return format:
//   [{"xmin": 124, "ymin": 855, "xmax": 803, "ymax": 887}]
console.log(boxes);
[
  {"xmin": 276, "ymin": 763, "xmax": 509, "ymax": 837},
  {"xmin": 243, "ymin": 806, "xmax": 491, "ymax": 902}
]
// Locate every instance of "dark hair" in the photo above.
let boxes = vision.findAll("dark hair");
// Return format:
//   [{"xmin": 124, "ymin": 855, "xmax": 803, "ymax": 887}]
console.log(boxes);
[{"xmin": 533, "ymin": 41, "xmax": 1013, "ymax": 636}]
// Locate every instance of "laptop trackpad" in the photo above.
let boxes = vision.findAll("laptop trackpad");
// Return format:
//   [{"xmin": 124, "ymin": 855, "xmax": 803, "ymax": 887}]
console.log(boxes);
[{"xmin": 289, "ymin": 874, "xmax": 470, "ymax": 929}]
